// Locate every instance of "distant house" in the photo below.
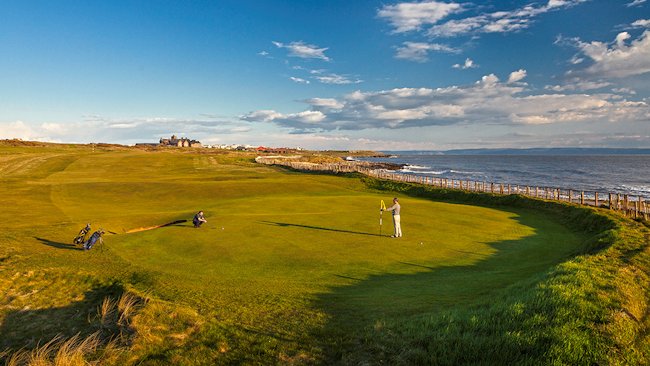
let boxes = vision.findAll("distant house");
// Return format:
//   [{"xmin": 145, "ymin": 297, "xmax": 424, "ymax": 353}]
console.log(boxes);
[{"xmin": 159, "ymin": 135, "xmax": 202, "ymax": 148}]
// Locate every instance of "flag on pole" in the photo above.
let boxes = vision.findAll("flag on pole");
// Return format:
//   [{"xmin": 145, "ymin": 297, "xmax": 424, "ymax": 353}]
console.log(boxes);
[{"xmin": 380, "ymin": 200, "xmax": 386, "ymax": 236}]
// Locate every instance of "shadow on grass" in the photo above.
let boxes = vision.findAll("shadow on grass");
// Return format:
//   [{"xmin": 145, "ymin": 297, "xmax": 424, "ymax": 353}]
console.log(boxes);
[
  {"xmin": 311, "ymin": 209, "xmax": 587, "ymax": 365},
  {"xmin": 259, "ymin": 221, "xmax": 383, "ymax": 237},
  {"xmin": 34, "ymin": 237, "xmax": 83, "ymax": 251},
  {"xmin": 0, "ymin": 283, "xmax": 124, "ymax": 352}
]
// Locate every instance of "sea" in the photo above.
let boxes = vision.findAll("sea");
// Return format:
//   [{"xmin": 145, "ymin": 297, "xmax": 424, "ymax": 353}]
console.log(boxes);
[{"xmin": 359, "ymin": 152, "xmax": 650, "ymax": 199}]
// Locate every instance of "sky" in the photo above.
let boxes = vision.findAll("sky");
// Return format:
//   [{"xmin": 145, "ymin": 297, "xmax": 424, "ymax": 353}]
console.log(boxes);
[{"xmin": 1, "ymin": 0, "xmax": 649, "ymax": 150}]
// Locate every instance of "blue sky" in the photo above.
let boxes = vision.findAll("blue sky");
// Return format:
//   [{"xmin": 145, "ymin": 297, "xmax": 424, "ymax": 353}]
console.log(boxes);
[{"xmin": 1, "ymin": 0, "xmax": 649, "ymax": 149}]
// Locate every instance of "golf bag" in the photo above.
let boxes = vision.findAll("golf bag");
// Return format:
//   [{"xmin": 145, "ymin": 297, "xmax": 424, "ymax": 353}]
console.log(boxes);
[
  {"xmin": 83, "ymin": 229, "xmax": 104, "ymax": 251},
  {"xmin": 74, "ymin": 223, "xmax": 91, "ymax": 245}
]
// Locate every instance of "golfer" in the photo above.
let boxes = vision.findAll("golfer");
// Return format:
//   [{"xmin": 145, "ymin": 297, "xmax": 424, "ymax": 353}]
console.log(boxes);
[
  {"xmin": 193, "ymin": 210, "xmax": 207, "ymax": 228},
  {"xmin": 382, "ymin": 197, "xmax": 402, "ymax": 238}
]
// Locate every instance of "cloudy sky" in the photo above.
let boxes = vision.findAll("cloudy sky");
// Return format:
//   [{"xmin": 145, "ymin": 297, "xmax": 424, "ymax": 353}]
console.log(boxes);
[{"xmin": 1, "ymin": 0, "xmax": 649, "ymax": 150}]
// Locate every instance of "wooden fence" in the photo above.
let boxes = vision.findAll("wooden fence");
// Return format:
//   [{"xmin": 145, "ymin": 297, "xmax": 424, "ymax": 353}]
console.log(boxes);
[{"xmin": 256, "ymin": 156, "xmax": 649, "ymax": 220}]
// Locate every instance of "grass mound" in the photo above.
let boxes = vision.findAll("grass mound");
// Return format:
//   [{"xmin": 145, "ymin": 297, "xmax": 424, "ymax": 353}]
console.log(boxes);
[
  {"xmin": 0, "ymin": 144, "xmax": 647, "ymax": 365},
  {"xmin": 347, "ymin": 177, "xmax": 650, "ymax": 365}
]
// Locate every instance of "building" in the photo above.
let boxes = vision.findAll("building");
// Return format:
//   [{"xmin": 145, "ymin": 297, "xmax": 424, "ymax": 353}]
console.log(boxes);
[{"xmin": 159, "ymin": 135, "xmax": 202, "ymax": 148}]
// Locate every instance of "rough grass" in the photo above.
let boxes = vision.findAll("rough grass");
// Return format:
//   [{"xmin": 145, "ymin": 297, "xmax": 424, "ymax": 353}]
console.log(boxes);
[{"xmin": 0, "ymin": 142, "xmax": 648, "ymax": 365}]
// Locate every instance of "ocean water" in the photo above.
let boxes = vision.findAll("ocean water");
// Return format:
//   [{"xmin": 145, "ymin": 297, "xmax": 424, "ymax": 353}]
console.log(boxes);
[{"xmin": 360, "ymin": 153, "xmax": 650, "ymax": 198}]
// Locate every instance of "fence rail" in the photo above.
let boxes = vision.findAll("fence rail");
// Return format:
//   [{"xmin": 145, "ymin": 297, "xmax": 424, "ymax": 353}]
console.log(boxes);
[{"xmin": 256, "ymin": 156, "xmax": 649, "ymax": 220}]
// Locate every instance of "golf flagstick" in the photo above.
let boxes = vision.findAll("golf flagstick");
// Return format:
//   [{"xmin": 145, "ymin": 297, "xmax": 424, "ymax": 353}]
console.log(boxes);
[{"xmin": 380, "ymin": 200, "xmax": 386, "ymax": 236}]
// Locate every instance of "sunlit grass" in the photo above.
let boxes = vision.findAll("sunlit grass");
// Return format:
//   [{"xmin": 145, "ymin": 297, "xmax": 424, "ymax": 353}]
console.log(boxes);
[{"xmin": 0, "ymin": 142, "xmax": 648, "ymax": 364}]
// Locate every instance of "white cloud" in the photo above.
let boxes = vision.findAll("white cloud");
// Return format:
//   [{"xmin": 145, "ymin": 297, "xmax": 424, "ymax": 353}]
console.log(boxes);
[
  {"xmin": 478, "ymin": 73, "xmax": 500, "ymax": 87},
  {"xmin": 427, "ymin": 0, "xmax": 587, "ymax": 38},
  {"xmin": 612, "ymin": 87, "xmax": 637, "ymax": 95},
  {"xmin": 631, "ymin": 19, "xmax": 650, "ymax": 28},
  {"xmin": 241, "ymin": 110, "xmax": 283, "ymax": 122},
  {"xmin": 453, "ymin": 58, "xmax": 478, "ymax": 69},
  {"xmin": 0, "ymin": 116, "xmax": 247, "ymax": 146},
  {"xmin": 272, "ymin": 41, "xmax": 331, "ymax": 61},
  {"xmin": 242, "ymin": 71, "xmax": 650, "ymax": 131},
  {"xmin": 0, "ymin": 121, "xmax": 43, "ymax": 141},
  {"xmin": 287, "ymin": 111, "xmax": 326, "ymax": 123},
  {"xmin": 290, "ymin": 76, "xmax": 310, "ymax": 84},
  {"xmin": 40, "ymin": 122, "xmax": 67, "ymax": 133},
  {"xmin": 507, "ymin": 69, "xmax": 527, "ymax": 83},
  {"xmin": 545, "ymin": 79, "xmax": 611, "ymax": 91},
  {"xmin": 569, "ymin": 55, "xmax": 584, "ymax": 64},
  {"xmin": 313, "ymin": 73, "xmax": 362, "ymax": 85},
  {"xmin": 378, "ymin": 1, "xmax": 463, "ymax": 33},
  {"xmin": 572, "ymin": 30, "xmax": 650, "ymax": 78},
  {"xmin": 109, "ymin": 123, "xmax": 139, "ymax": 129},
  {"xmin": 395, "ymin": 41, "xmax": 460, "ymax": 62},
  {"xmin": 627, "ymin": 0, "xmax": 647, "ymax": 7},
  {"xmin": 304, "ymin": 98, "xmax": 345, "ymax": 109},
  {"xmin": 240, "ymin": 110, "xmax": 326, "ymax": 127}
]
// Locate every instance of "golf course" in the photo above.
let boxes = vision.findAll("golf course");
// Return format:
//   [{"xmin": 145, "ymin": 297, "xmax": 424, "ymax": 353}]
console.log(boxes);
[{"xmin": 1, "ymin": 141, "xmax": 649, "ymax": 365}]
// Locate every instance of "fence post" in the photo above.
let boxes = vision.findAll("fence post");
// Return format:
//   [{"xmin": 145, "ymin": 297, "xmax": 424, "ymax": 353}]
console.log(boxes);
[
  {"xmin": 639, "ymin": 196, "xmax": 645, "ymax": 219},
  {"xmin": 491, "ymin": 183, "xmax": 494, "ymax": 193},
  {"xmin": 595, "ymin": 192, "xmax": 599, "ymax": 207},
  {"xmin": 608, "ymin": 193, "xmax": 613, "ymax": 209},
  {"xmin": 568, "ymin": 190, "xmax": 572, "ymax": 203},
  {"xmin": 580, "ymin": 191, "xmax": 584, "ymax": 205},
  {"xmin": 500, "ymin": 184, "xmax": 504, "ymax": 194},
  {"xmin": 624, "ymin": 195, "xmax": 629, "ymax": 216}
]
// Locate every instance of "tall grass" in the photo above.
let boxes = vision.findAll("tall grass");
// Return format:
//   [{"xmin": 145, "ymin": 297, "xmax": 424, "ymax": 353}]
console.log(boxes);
[{"xmin": 2, "ymin": 291, "xmax": 145, "ymax": 366}]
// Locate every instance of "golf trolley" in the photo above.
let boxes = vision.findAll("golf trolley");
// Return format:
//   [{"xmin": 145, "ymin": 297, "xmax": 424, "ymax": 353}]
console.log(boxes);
[
  {"xmin": 83, "ymin": 229, "xmax": 105, "ymax": 251},
  {"xmin": 73, "ymin": 223, "xmax": 92, "ymax": 245},
  {"xmin": 74, "ymin": 224, "xmax": 105, "ymax": 251}
]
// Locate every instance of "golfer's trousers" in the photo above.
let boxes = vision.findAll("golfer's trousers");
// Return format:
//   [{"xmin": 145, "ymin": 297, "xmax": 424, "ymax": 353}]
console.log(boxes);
[{"xmin": 392, "ymin": 215, "xmax": 402, "ymax": 237}]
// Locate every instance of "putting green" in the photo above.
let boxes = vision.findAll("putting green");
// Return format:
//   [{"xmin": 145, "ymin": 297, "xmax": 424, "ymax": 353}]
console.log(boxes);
[{"xmin": 0, "ymin": 145, "xmax": 588, "ymax": 364}]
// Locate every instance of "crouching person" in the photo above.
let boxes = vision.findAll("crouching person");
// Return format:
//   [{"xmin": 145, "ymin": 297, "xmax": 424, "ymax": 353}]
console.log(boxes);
[{"xmin": 193, "ymin": 210, "xmax": 207, "ymax": 228}]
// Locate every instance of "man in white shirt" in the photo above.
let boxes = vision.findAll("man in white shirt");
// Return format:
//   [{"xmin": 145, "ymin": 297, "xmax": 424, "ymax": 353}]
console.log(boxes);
[{"xmin": 382, "ymin": 197, "xmax": 402, "ymax": 238}]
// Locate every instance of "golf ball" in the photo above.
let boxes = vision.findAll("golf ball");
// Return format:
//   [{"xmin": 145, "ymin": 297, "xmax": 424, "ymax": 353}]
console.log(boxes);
[{"xmin": 420, "ymin": 242, "xmax": 423, "ymax": 245}]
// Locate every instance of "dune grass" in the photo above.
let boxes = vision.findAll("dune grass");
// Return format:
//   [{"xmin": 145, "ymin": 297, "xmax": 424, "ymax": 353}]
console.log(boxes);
[{"xmin": 0, "ymin": 142, "xmax": 648, "ymax": 365}]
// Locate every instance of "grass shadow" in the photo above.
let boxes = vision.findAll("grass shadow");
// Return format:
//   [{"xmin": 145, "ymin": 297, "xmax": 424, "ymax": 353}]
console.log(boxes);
[
  {"xmin": 258, "ymin": 220, "xmax": 383, "ymax": 237},
  {"xmin": 34, "ymin": 237, "xmax": 83, "ymax": 251},
  {"xmin": 0, "ymin": 283, "xmax": 124, "ymax": 352},
  {"xmin": 311, "ymin": 209, "xmax": 587, "ymax": 365}
]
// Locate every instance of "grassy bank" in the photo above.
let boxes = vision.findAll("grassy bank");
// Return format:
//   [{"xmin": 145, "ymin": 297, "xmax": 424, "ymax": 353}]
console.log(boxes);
[
  {"xmin": 0, "ymin": 143, "xmax": 648, "ymax": 365},
  {"xmin": 344, "ymin": 177, "xmax": 650, "ymax": 365}
]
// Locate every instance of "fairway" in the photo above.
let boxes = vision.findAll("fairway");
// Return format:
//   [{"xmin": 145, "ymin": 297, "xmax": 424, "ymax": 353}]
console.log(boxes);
[{"xmin": 0, "ymin": 144, "xmax": 589, "ymax": 364}]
